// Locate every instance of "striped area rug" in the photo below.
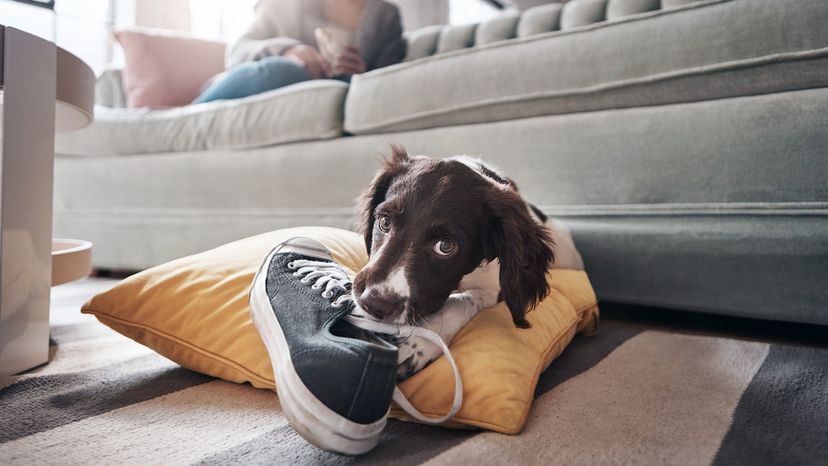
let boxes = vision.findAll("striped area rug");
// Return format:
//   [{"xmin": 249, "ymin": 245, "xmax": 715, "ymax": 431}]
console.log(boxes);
[{"xmin": 1, "ymin": 278, "xmax": 826, "ymax": 465}]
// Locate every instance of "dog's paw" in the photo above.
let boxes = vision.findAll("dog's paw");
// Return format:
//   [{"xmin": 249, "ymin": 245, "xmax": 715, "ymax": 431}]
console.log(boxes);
[
  {"xmin": 457, "ymin": 259, "xmax": 501, "ymax": 309},
  {"xmin": 396, "ymin": 336, "xmax": 441, "ymax": 381}
]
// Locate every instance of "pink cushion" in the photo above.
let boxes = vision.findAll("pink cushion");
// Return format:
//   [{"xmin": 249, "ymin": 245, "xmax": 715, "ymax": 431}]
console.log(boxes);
[{"xmin": 115, "ymin": 29, "xmax": 226, "ymax": 108}]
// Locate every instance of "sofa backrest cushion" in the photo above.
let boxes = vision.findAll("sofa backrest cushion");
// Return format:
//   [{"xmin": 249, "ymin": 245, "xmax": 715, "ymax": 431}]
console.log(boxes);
[
  {"xmin": 347, "ymin": 0, "xmax": 828, "ymax": 135},
  {"xmin": 404, "ymin": 0, "xmax": 708, "ymax": 62},
  {"xmin": 475, "ymin": 11, "xmax": 521, "ymax": 45},
  {"xmin": 560, "ymin": 0, "xmax": 607, "ymax": 29},
  {"xmin": 516, "ymin": 3, "xmax": 563, "ymax": 38},
  {"xmin": 606, "ymin": 0, "xmax": 661, "ymax": 20},
  {"xmin": 95, "ymin": 67, "xmax": 127, "ymax": 108},
  {"xmin": 404, "ymin": 25, "xmax": 444, "ymax": 62},
  {"xmin": 436, "ymin": 23, "xmax": 478, "ymax": 54}
]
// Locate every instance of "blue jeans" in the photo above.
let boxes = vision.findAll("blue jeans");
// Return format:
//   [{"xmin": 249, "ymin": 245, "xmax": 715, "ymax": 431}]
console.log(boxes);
[{"xmin": 194, "ymin": 56, "xmax": 311, "ymax": 104}]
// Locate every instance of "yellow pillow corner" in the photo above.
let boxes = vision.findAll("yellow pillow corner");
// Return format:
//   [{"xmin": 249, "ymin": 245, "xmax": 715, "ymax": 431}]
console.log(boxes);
[{"xmin": 82, "ymin": 226, "xmax": 599, "ymax": 434}]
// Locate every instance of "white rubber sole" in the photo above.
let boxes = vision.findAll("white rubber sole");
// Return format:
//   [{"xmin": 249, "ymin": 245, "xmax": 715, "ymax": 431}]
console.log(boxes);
[{"xmin": 248, "ymin": 245, "xmax": 387, "ymax": 455}]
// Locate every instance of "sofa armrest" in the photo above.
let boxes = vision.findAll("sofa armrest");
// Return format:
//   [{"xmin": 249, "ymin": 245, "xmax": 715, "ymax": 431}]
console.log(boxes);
[{"xmin": 96, "ymin": 67, "xmax": 126, "ymax": 108}]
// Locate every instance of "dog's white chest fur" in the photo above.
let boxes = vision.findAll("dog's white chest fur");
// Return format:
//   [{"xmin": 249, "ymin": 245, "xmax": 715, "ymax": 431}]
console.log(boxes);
[{"xmin": 396, "ymin": 260, "xmax": 501, "ymax": 378}]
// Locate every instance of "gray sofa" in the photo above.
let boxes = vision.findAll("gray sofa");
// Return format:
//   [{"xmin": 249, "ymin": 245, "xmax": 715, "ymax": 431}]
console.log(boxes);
[{"xmin": 54, "ymin": 0, "xmax": 828, "ymax": 326}]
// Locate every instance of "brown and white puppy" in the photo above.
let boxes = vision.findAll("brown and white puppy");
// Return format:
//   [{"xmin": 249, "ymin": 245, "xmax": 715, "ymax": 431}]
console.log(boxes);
[{"xmin": 353, "ymin": 145, "xmax": 568, "ymax": 378}]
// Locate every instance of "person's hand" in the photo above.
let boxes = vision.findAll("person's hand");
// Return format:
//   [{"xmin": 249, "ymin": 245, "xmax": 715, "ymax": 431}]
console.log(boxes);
[
  {"xmin": 332, "ymin": 46, "xmax": 366, "ymax": 76},
  {"xmin": 283, "ymin": 44, "xmax": 332, "ymax": 79}
]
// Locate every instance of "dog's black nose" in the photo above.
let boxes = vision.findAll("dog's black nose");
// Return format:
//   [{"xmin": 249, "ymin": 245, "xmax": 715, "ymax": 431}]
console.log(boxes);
[{"xmin": 358, "ymin": 288, "xmax": 405, "ymax": 320}]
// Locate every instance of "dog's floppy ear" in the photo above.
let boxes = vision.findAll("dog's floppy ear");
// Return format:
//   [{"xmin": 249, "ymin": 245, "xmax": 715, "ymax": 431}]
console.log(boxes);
[
  {"xmin": 485, "ymin": 190, "xmax": 554, "ymax": 328},
  {"xmin": 358, "ymin": 145, "xmax": 410, "ymax": 253}
]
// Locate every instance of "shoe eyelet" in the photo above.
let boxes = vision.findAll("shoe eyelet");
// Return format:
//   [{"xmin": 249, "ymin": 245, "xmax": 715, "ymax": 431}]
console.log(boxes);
[
  {"xmin": 300, "ymin": 278, "xmax": 311, "ymax": 284},
  {"xmin": 287, "ymin": 261, "xmax": 296, "ymax": 269},
  {"xmin": 311, "ymin": 284, "xmax": 321, "ymax": 290},
  {"xmin": 322, "ymin": 291, "xmax": 333, "ymax": 299}
]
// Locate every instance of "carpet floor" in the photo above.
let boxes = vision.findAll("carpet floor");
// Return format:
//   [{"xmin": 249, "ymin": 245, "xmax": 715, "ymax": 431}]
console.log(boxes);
[{"xmin": 1, "ymin": 278, "xmax": 825, "ymax": 465}]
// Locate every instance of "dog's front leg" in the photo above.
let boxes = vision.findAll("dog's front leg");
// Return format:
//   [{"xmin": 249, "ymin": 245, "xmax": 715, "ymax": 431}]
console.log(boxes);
[{"xmin": 397, "ymin": 260, "xmax": 501, "ymax": 379}]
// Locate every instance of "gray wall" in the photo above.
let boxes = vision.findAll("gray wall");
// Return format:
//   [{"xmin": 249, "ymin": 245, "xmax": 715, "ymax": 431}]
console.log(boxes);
[{"xmin": 390, "ymin": 0, "xmax": 449, "ymax": 30}]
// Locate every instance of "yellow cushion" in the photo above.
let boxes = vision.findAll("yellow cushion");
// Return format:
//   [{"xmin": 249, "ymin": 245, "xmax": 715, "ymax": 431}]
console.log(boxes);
[{"xmin": 82, "ymin": 226, "xmax": 598, "ymax": 434}]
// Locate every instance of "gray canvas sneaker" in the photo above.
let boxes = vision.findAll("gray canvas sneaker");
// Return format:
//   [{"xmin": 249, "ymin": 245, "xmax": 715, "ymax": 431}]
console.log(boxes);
[{"xmin": 249, "ymin": 237, "xmax": 463, "ymax": 455}]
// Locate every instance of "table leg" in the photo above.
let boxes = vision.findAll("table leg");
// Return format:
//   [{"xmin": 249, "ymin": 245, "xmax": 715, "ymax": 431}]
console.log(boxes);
[{"xmin": 0, "ymin": 26, "xmax": 57, "ymax": 376}]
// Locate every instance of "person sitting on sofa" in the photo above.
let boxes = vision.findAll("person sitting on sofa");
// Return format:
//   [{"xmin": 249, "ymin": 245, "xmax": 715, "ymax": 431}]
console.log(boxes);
[{"xmin": 194, "ymin": 0, "xmax": 406, "ymax": 104}]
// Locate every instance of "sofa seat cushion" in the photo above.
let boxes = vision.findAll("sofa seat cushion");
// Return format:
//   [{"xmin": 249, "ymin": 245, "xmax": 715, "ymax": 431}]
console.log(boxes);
[
  {"xmin": 345, "ymin": 0, "xmax": 828, "ymax": 134},
  {"xmin": 56, "ymin": 80, "xmax": 348, "ymax": 156}
]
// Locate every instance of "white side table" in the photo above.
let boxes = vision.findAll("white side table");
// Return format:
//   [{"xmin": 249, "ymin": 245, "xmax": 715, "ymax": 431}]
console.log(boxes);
[{"xmin": 0, "ymin": 25, "xmax": 94, "ymax": 376}]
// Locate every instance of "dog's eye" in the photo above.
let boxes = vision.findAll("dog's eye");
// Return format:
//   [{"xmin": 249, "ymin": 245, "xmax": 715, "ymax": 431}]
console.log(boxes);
[
  {"xmin": 378, "ymin": 215, "xmax": 391, "ymax": 232},
  {"xmin": 434, "ymin": 238, "xmax": 457, "ymax": 256}
]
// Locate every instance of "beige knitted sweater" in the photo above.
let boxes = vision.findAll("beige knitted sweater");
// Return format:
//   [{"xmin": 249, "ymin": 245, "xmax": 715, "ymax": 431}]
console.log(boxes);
[{"xmin": 227, "ymin": 0, "xmax": 406, "ymax": 70}]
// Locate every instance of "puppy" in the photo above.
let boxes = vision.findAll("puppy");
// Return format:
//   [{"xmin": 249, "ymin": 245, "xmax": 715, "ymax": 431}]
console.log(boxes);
[{"xmin": 353, "ymin": 145, "xmax": 578, "ymax": 379}]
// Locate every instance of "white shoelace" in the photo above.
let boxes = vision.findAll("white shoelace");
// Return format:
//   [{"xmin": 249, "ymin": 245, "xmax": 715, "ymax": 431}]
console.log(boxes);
[
  {"xmin": 289, "ymin": 259, "xmax": 464, "ymax": 425},
  {"xmin": 344, "ymin": 313, "xmax": 464, "ymax": 425},
  {"xmin": 288, "ymin": 259, "xmax": 353, "ymax": 308}
]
